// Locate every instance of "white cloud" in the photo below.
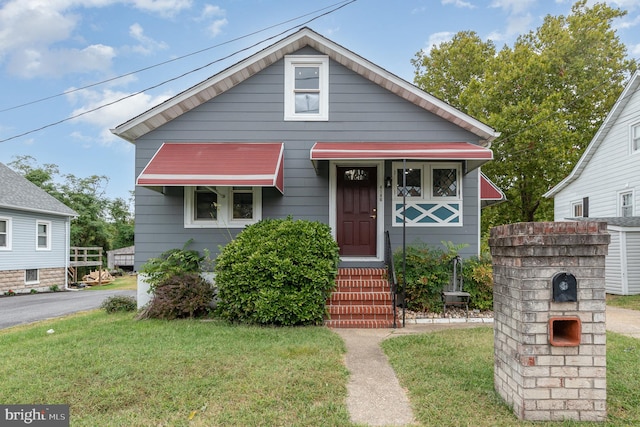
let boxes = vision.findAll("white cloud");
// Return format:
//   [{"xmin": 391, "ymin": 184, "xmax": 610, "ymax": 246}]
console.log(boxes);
[
  {"xmin": 441, "ymin": 0, "xmax": 476, "ymax": 9},
  {"xmin": 199, "ymin": 4, "xmax": 227, "ymax": 37},
  {"xmin": 631, "ymin": 43, "xmax": 640, "ymax": 57},
  {"xmin": 128, "ymin": 23, "xmax": 168, "ymax": 55},
  {"xmin": 489, "ymin": 0, "xmax": 536, "ymax": 15},
  {"xmin": 7, "ymin": 44, "xmax": 116, "ymax": 78},
  {"xmin": 427, "ymin": 31, "xmax": 456, "ymax": 48},
  {"xmin": 67, "ymin": 87, "xmax": 172, "ymax": 145},
  {"xmin": 0, "ymin": 0, "xmax": 192, "ymax": 78}
]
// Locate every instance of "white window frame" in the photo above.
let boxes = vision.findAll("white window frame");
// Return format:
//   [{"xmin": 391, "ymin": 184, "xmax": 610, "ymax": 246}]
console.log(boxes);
[
  {"xmin": 571, "ymin": 200, "xmax": 584, "ymax": 218},
  {"xmin": 36, "ymin": 220, "xmax": 51, "ymax": 251},
  {"xmin": 184, "ymin": 186, "xmax": 262, "ymax": 228},
  {"xmin": 619, "ymin": 190, "xmax": 634, "ymax": 217},
  {"xmin": 284, "ymin": 55, "xmax": 329, "ymax": 121},
  {"xmin": 25, "ymin": 269, "xmax": 39, "ymax": 285},
  {"xmin": 392, "ymin": 162, "xmax": 462, "ymax": 201},
  {"xmin": 631, "ymin": 122, "xmax": 640, "ymax": 154},
  {"xmin": 0, "ymin": 217, "xmax": 11, "ymax": 250}
]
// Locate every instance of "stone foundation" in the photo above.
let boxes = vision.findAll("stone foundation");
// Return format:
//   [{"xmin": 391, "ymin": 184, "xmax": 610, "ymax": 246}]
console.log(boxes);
[
  {"xmin": 489, "ymin": 222, "xmax": 609, "ymax": 422},
  {"xmin": 0, "ymin": 268, "xmax": 66, "ymax": 293}
]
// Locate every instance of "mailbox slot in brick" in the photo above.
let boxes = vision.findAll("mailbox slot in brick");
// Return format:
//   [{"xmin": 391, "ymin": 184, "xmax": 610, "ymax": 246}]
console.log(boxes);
[{"xmin": 549, "ymin": 317, "xmax": 581, "ymax": 346}]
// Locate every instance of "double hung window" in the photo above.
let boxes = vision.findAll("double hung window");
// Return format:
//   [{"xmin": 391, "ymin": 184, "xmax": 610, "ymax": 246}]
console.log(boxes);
[
  {"xmin": 0, "ymin": 218, "xmax": 10, "ymax": 250},
  {"xmin": 36, "ymin": 220, "xmax": 51, "ymax": 250},
  {"xmin": 284, "ymin": 56, "xmax": 329, "ymax": 121},
  {"xmin": 185, "ymin": 186, "xmax": 261, "ymax": 228}
]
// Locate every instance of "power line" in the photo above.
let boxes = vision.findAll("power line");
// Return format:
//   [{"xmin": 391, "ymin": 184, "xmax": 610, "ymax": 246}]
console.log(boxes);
[
  {"xmin": 0, "ymin": 0, "xmax": 356, "ymax": 143},
  {"xmin": 0, "ymin": 0, "xmax": 354, "ymax": 113}
]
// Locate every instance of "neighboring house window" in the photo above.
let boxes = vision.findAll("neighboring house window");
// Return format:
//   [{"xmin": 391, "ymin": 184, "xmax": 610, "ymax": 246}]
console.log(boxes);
[
  {"xmin": 632, "ymin": 123, "xmax": 640, "ymax": 153},
  {"xmin": 36, "ymin": 220, "xmax": 51, "ymax": 250},
  {"xmin": 184, "ymin": 186, "xmax": 262, "ymax": 228},
  {"xmin": 392, "ymin": 162, "xmax": 462, "ymax": 226},
  {"xmin": 25, "ymin": 269, "xmax": 39, "ymax": 284},
  {"xmin": 572, "ymin": 200, "xmax": 584, "ymax": 218},
  {"xmin": 0, "ymin": 217, "xmax": 11, "ymax": 250},
  {"xmin": 284, "ymin": 55, "xmax": 329, "ymax": 121},
  {"xmin": 620, "ymin": 191, "xmax": 634, "ymax": 217}
]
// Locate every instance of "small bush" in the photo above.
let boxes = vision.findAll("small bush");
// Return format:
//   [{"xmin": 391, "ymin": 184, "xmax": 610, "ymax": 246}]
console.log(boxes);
[
  {"xmin": 395, "ymin": 244, "xmax": 452, "ymax": 313},
  {"xmin": 139, "ymin": 240, "xmax": 206, "ymax": 294},
  {"xmin": 215, "ymin": 217, "xmax": 340, "ymax": 326},
  {"xmin": 462, "ymin": 256, "xmax": 494, "ymax": 311},
  {"xmin": 49, "ymin": 285, "xmax": 60, "ymax": 292},
  {"xmin": 101, "ymin": 295, "xmax": 137, "ymax": 313},
  {"xmin": 395, "ymin": 242, "xmax": 493, "ymax": 313},
  {"xmin": 138, "ymin": 273, "xmax": 214, "ymax": 320}
]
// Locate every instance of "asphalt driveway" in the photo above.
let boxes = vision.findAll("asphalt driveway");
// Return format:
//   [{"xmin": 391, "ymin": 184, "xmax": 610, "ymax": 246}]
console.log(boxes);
[{"xmin": 0, "ymin": 289, "xmax": 136, "ymax": 330}]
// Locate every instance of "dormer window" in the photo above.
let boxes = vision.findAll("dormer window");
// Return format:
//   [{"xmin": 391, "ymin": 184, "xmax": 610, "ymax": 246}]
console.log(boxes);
[{"xmin": 284, "ymin": 55, "xmax": 328, "ymax": 121}]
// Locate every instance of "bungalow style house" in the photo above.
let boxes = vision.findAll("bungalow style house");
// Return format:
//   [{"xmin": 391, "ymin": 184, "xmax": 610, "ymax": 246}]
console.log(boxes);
[
  {"xmin": 544, "ymin": 70, "xmax": 640, "ymax": 295},
  {"xmin": 0, "ymin": 162, "xmax": 77, "ymax": 293},
  {"xmin": 112, "ymin": 27, "xmax": 502, "ymax": 323}
]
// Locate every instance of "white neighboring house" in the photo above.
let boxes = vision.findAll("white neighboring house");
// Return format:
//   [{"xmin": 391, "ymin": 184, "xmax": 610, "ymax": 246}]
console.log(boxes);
[
  {"xmin": 544, "ymin": 71, "xmax": 640, "ymax": 295},
  {"xmin": 0, "ymin": 162, "xmax": 78, "ymax": 293}
]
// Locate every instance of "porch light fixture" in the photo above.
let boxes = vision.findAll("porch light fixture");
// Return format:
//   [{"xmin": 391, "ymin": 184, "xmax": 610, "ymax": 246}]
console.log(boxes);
[{"xmin": 385, "ymin": 176, "xmax": 392, "ymax": 188}]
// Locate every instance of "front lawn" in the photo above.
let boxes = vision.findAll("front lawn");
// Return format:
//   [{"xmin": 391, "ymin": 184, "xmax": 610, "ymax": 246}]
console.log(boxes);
[
  {"xmin": 383, "ymin": 327, "xmax": 640, "ymax": 426},
  {"xmin": 0, "ymin": 313, "xmax": 350, "ymax": 426},
  {"xmin": 607, "ymin": 293, "xmax": 640, "ymax": 311}
]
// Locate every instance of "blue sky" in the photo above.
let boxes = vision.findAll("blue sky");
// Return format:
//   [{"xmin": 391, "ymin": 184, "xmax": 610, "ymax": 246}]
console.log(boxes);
[{"xmin": 1, "ymin": 0, "xmax": 639, "ymax": 203}]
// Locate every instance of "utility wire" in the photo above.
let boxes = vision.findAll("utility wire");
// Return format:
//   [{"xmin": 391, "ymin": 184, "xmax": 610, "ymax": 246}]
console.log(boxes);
[
  {"xmin": 0, "ymin": 0, "xmax": 356, "ymax": 143},
  {"xmin": 0, "ymin": 0, "xmax": 354, "ymax": 113}
]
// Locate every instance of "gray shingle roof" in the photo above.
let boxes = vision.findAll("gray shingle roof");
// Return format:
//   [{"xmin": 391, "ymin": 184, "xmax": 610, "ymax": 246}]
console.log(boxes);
[{"xmin": 0, "ymin": 162, "xmax": 77, "ymax": 217}]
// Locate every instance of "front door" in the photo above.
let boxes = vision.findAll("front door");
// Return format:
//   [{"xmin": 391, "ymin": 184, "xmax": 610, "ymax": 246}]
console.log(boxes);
[{"xmin": 336, "ymin": 166, "xmax": 377, "ymax": 256}]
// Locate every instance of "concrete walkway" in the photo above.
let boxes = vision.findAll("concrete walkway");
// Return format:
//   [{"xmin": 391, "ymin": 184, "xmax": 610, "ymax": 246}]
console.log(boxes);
[
  {"xmin": 606, "ymin": 305, "xmax": 640, "ymax": 339},
  {"xmin": 336, "ymin": 308, "xmax": 640, "ymax": 426}
]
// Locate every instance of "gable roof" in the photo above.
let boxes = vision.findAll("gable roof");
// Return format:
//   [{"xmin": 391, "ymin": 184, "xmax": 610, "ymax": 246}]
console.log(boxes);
[
  {"xmin": 0, "ymin": 162, "xmax": 77, "ymax": 217},
  {"xmin": 544, "ymin": 71, "xmax": 640, "ymax": 198},
  {"xmin": 111, "ymin": 27, "xmax": 498, "ymax": 144}
]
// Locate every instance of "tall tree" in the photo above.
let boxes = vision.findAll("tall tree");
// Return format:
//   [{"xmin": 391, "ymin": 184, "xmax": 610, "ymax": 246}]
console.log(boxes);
[
  {"xmin": 413, "ymin": 0, "xmax": 636, "ymax": 230},
  {"xmin": 8, "ymin": 156, "xmax": 133, "ymax": 250}
]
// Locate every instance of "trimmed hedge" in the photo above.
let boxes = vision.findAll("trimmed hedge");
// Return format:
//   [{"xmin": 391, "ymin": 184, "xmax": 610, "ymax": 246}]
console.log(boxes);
[{"xmin": 214, "ymin": 217, "xmax": 340, "ymax": 326}]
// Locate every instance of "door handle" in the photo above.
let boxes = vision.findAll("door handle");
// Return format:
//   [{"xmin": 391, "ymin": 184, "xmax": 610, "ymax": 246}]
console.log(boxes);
[{"xmin": 370, "ymin": 208, "xmax": 377, "ymax": 220}]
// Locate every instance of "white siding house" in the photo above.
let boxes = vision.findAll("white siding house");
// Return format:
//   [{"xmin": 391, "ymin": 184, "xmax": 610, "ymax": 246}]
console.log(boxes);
[
  {"xmin": 544, "ymin": 71, "xmax": 640, "ymax": 294},
  {"xmin": 0, "ymin": 162, "xmax": 77, "ymax": 293}
]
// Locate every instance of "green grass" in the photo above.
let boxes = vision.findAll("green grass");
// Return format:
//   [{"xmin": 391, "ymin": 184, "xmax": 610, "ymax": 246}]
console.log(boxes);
[
  {"xmin": 607, "ymin": 294, "xmax": 640, "ymax": 311},
  {"xmin": 85, "ymin": 274, "xmax": 137, "ymax": 291},
  {"xmin": 383, "ymin": 327, "xmax": 640, "ymax": 426},
  {"xmin": 0, "ymin": 312, "xmax": 350, "ymax": 426}
]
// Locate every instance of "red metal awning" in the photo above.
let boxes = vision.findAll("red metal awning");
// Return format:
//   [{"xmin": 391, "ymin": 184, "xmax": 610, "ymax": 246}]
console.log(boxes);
[
  {"xmin": 310, "ymin": 142, "xmax": 493, "ymax": 171},
  {"xmin": 137, "ymin": 142, "xmax": 284, "ymax": 194},
  {"xmin": 480, "ymin": 173, "xmax": 505, "ymax": 207}
]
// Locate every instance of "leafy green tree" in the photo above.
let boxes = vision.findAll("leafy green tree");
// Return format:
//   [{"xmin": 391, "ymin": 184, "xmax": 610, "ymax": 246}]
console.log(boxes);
[
  {"xmin": 413, "ymin": 0, "xmax": 637, "ymax": 229},
  {"xmin": 7, "ymin": 156, "xmax": 133, "ymax": 251}
]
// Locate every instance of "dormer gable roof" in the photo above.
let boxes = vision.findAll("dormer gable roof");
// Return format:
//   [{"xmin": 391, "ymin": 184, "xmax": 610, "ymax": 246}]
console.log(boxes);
[{"xmin": 112, "ymin": 27, "xmax": 498, "ymax": 143}]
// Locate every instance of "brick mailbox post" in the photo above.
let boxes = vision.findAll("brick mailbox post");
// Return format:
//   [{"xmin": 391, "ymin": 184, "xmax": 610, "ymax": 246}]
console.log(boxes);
[{"xmin": 489, "ymin": 222, "xmax": 610, "ymax": 422}]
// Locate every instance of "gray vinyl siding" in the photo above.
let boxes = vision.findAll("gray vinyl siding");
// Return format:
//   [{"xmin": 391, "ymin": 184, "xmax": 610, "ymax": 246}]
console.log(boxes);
[
  {"xmin": 625, "ymin": 231, "xmax": 640, "ymax": 294},
  {"xmin": 606, "ymin": 230, "xmax": 623, "ymax": 294},
  {"xmin": 0, "ymin": 208, "xmax": 69, "ymax": 271},
  {"xmin": 133, "ymin": 48, "xmax": 483, "ymax": 268}
]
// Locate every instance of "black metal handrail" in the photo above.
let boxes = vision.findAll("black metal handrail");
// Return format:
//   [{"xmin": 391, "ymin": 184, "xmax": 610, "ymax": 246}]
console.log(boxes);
[{"xmin": 384, "ymin": 231, "xmax": 398, "ymax": 328}]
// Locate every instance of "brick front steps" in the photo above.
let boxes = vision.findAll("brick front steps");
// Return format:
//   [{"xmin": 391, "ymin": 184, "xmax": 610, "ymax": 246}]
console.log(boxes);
[{"xmin": 325, "ymin": 268, "xmax": 398, "ymax": 328}]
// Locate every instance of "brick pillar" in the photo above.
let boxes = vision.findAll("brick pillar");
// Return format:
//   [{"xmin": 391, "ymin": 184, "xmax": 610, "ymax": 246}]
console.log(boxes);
[{"xmin": 489, "ymin": 222, "xmax": 609, "ymax": 422}]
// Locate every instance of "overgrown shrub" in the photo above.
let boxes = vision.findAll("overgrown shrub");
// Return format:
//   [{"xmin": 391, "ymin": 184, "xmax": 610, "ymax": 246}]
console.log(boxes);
[
  {"xmin": 394, "ymin": 242, "xmax": 493, "ymax": 313},
  {"xmin": 462, "ymin": 256, "xmax": 494, "ymax": 311},
  {"xmin": 395, "ymin": 244, "xmax": 453, "ymax": 313},
  {"xmin": 101, "ymin": 295, "xmax": 137, "ymax": 313},
  {"xmin": 138, "ymin": 273, "xmax": 214, "ymax": 320},
  {"xmin": 215, "ymin": 217, "xmax": 340, "ymax": 326},
  {"xmin": 138, "ymin": 240, "xmax": 206, "ymax": 293}
]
